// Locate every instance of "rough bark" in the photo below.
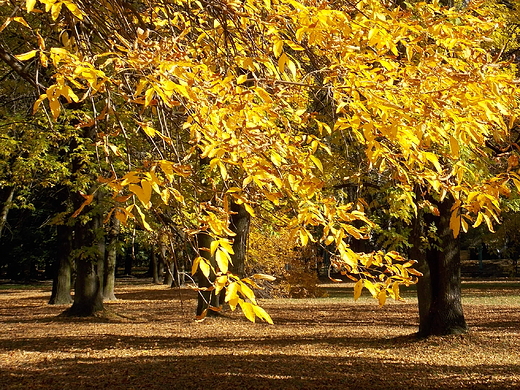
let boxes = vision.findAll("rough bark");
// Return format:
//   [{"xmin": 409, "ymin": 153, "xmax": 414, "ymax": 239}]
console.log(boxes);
[
  {"xmin": 49, "ymin": 224, "xmax": 73, "ymax": 305},
  {"xmin": 412, "ymin": 195, "xmax": 467, "ymax": 337},
  {"xmin": 65, "ymin": 210, "xmax": 104, "ymax": 316}
]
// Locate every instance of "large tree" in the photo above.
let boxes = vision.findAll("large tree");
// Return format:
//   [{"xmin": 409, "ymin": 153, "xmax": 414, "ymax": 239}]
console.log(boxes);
[{"xmin": 5, "ymin": 0, "xmax": 520, "ymax": 327}]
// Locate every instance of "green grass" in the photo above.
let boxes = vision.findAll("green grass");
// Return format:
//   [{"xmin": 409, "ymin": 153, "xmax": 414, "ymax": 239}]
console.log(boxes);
[{"xmin": 317, "ymin": 280, "xmax": 520, "ymax": 305}]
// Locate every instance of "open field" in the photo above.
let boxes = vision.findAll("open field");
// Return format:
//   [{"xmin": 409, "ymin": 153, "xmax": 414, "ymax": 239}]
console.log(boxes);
[{"xmin": 1, "ymin": 280, "xmax": 519, "ymax": 389}]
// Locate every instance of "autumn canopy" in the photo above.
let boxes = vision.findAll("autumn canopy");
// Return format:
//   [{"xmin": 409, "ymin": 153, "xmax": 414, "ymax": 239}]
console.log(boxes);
[{"xmin": 5, "ymin": 0, "xmax": 520, "ymax": 322}]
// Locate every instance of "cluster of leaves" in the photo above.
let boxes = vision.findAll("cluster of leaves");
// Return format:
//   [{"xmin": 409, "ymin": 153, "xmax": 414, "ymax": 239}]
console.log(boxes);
[{"xmin": 5, "ymin": 0, "xmax": 520, "ymax": 321}]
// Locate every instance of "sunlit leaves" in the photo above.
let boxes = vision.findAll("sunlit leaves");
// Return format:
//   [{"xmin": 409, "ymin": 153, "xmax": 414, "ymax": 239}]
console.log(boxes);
[{"xmin": 25, "ymin": 0, "xmax": 520, "ymax": 316}]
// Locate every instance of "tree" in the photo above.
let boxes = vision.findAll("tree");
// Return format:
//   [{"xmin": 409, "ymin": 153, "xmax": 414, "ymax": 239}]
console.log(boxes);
[{"xmin": 7, "ymin": 0, "xmax": 520, "ymax": 328}]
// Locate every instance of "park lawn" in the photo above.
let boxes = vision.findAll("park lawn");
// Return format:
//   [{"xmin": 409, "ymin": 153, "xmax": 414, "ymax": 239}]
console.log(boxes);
[{"xmin": 0, "ymin": 281, "xmax": 519, "ymax": 389}]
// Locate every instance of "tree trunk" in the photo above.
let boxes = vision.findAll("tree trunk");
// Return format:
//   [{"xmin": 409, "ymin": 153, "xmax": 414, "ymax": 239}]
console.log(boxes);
[
  {"xmin": 229, "ymin": 202, "xmax": 250, "ymax": 278},
  {"xmin": 103, "ymin": 215, "xmax": 119, "ymax": 301},
  {"xmin": 413, "ymin": 195, "xmax": 467, "ymax": 337},
  {"xmin": 150, "ymin": 250, "xmax": 162, "ymax": 284},
  {"xmin": 124, "ymin": 231, "xmax": 135, "ymax": 275},
  {"xmin": 0, "ymin": 186, "xmax": 14, "ymax": 239},
  {"xmin": 65, "ymin": 211, "xmax": 104, "ymax": 316},
  {"xmin": 49, "ymin": 224, "xmax": 73, "ymax": 304},
  {"xmin": 196, "ymin": 232, "xmax": 221, "ymax": 317}
]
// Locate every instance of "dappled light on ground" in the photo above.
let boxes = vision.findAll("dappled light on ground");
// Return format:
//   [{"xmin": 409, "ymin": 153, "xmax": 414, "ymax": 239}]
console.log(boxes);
[{"xmin": 1, "ymin": 282, "xmax": 519, "ymax": 389}]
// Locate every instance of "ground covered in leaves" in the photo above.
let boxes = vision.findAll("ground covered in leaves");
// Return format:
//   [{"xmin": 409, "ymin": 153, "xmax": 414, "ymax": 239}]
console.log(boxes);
[{"xmin": 1, "ymin": 280, "xmax": 519, "ymax": 389}]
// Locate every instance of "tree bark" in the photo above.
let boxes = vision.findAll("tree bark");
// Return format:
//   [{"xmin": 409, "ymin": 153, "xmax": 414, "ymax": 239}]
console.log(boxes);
[
  {"xmin": 229, "ymin": 202, "xmax": 250, "ymax": 278},
  {"xmin": 65, "ymin": 209, "xmax": 104, "ymax": 316},
  {"xmin": 196, "ymin": 232, "xmax": 221, "ymax": 317},
  {"xmin": 150, "ymin": 250, "xmax": 162, "ymax": 284},
  {"xmin": 49, "ymin": 224, "xmax": 73, "ymax": 304},
  {"xmin": 413, "ymin": 195, "xmax": 467, "ymax": 337},
  {"xmin": 103, "ymin": 215, "xmax": 119, "ymax": 301}
]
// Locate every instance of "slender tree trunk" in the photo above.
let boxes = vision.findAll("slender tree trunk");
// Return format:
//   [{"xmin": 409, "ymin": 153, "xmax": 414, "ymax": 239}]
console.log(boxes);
[
  {"xmin": 229, "ymin": 202, "xmax": 250, "ymax": 278},
  {"xmin": 196, "ymin": 232, "xmax": 221, "ymax": 317},
  {"xmin": 413, "ymin": 195, "xmax": 467, "ymax": 337},
  {"xmin": 150, "ymin": 250, "xmax": 162, "ymax": 284},
  {"xmin": 49, "ymin": 224, "xmax": 73, "ymax": 304},
  {"xmin": 160, "ymin": 239, "xmax": 174, "ymax": 285},
  {"xmin": 0, "ymin": 187, "xmax": 14, "ymax": 239},
  {"xmin": 125, "ymin": 230, "xmax": 135, "ymax": 275},
  {"xmin": 103, "ymin": 215, "xmax": 119, "ymax": 301}
]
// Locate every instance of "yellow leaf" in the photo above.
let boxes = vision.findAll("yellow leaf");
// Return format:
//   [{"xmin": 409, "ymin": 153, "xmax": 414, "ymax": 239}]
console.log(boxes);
[
  {"xmin": 392, "ymin": 282, "xmax": 401, "ymax": 300},
  {"xmin": 129, "ymin": 180, "xmax": 152, "ymax": 209},
  {"xmin": 278, "ymin": 52, "xmax": 288, "ymax": 73},
  {"xmin": 50, "ymin": 2, "xmax": 63, "ymax": 20},
  {"xmin": 378, "ymin": 289, "xmax": 387, "ymax": 306},
  {"xmin": 473, "ymin": 212, "xmax": 483, "ymax": 228},
  {"xmin": 254, "ymin": 87, "xmax": 272, "ymax": 103},
  {"xmin": 26, "ymin": 0, "xmax": 37, "ymax": 12},
  {"xmin": 141, "ymin": 123, "xmax": 156, "ymax": 137},
  {"xmin": 253, "ymin": 305, "xmax": 274, "ymax": 324},
  {"xmin": 363, "ymin": 279, "xmax": 377, "ymax": 297},
  {"xmin": 71, "ymin": 193, "xmax": 94, "ymax": 218},
  {"xmin": 271, "ymin": 151, "xmax": 283, "ymax": 167},
  {"xmin": 299, "ymin": 228, "xmax": 309, "ymax": 246},
  {"xmin": 215, "ymin": 248, "xmax": 230, "ymax": 273},
  {"xmin": 191, "ymin": 256, "xmax": 202, "ymax": 275},
  {"xmin": 13, "ymin": 17, "xmax": 30, "ymax": 28},
  {"xmin": 450, "ymin": 208, "xmax": 461, "ymax": 238},
  {"xmin": 215, "ymin": 275, "xmax": 228, "ymax": 295},
  {"xmin": 238, "ymin": 281, "xmax": 257, "ymax": 304},
  {"xmin": 286, "ymin": 56, "xmax": 297, "ymax": 78},
  {"xmin": 353, "ymin": 279, "xmax": 363, "ymax": 300},
  {"xmin": 63, "ymin": 0, "xmax": 84, "ymax": 20},
  {"xmin": 423, "ymin": 152, "xmax": 442, "ymax": 173},
  {"xmin": 225, "ymin": 282, "xmax": 238, "ymax": 303},
  {"xmin": 199, "ymin": 257, "xmax": 211, "ymax": 279},
  {"xmin": 239, "ymin": 300, "xmax": 256, "ymax": 322},
  {"xmin": 244, "ymin": 203, "xmax": 255, "ymax": 217},
  {"xmin": 449, "ymin": 135, "xmax": 460, "ymax": 158},
  {"xmin": 252, "ymin": 273, "xmax": 276, "ymax": 281},
  {"xmin": 144, "ymin": 88, "xmax": 155, "ymax": 106},
  {"xmin": 237, "ymin": 74, "xmax": 248, "ymax": 85},
  {"xmin": 48, "ymin": 95, "xmax": 61, "ymax": 120},
  {"xmin": 219, "ymin": 239, "xmax": 235, "ymax": 255},
  {"xmin": 310, "ymin": 155, "xmax": 323, "ymax": 172},
  {"xmin": 134, "ymin": 204, "xmax": 151, "ymax": 231},
  {"xmin": 16, "ymin": 49, "xmax": 38, "ymax": 61},
  {"xmin": 273, "ymin": 39, "xmax": 284, "ymax": 58}
]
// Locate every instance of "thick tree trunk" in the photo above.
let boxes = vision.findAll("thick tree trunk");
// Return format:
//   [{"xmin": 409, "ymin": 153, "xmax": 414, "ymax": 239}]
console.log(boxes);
[
  {"xmin": 229, "ymin": 202, "xmax": 250, "ymax": 278},
  {"xmin": 49, "ymin": 224, "xmax": 73, "ymax": 304},
  {"xmin": 103, "ymin": 215, "xmax": 119, "ymax": 301},
  {"xmin": 413, "ymin": 195, "xmax": 467, "ymax": 337},
  {"xmin": 65, "ymin": 212, "xmax": 104, "ymax": 316}
]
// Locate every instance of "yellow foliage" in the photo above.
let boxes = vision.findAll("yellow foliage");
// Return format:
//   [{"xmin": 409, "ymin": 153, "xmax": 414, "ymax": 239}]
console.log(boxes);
[{"xmin": 19, "ymin": 0, "xmax": 520, "ymax": 320}]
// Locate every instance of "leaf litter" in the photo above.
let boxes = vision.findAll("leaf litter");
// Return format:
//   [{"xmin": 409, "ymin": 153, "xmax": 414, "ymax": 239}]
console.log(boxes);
[{"xmin": 0, "ymin": 282, "xmax": 519, "ymax": 389}]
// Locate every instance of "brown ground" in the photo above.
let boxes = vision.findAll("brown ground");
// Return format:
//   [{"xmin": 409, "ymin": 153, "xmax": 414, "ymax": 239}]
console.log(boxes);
[{"xmin": 1, "ymin": 281, "xmax": 519, "ymax": 390}]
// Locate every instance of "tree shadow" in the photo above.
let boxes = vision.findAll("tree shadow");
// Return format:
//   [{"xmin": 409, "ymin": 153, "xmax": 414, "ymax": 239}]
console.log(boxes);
[{"xmin": 1, "ymin": 349, "xmax": 519, "ymax": 389}]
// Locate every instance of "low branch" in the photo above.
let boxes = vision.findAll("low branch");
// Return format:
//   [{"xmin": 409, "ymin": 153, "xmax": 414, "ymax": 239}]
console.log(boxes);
[{"xmin": 0, "ymin": 44, "xmax": 44, "ymax": 90}]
